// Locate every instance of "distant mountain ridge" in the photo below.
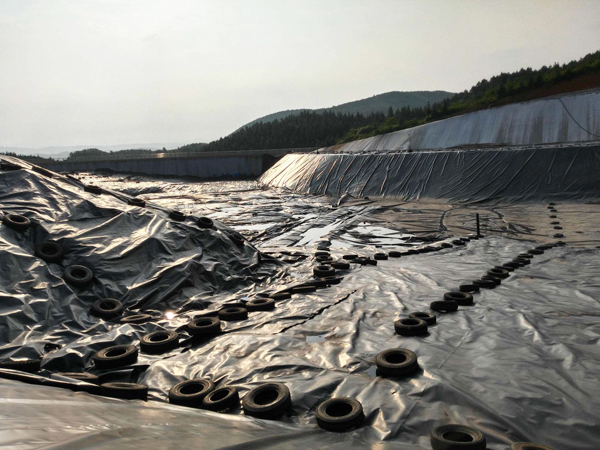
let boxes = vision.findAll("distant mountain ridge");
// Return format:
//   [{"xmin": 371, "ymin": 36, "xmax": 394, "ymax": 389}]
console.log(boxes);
[{"xmin": 237, "ymin": 90, "xmax": 454, "ymax": 130}]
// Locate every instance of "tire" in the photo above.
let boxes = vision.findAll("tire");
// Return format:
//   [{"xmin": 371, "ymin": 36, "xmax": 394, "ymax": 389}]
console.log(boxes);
[
  {"xmin": 315, "ymin": 255, "xmax": 332, "ymax": 262},
  {"xmin": 197, "ymin": 217, "xmax": 214, "ymax": 229},
  {"xmin": 242, "ymin": 383, "xmax": 291, "ymax": 420},
  {"xmin": 314, "ymin": 265, "xmax": 336, "ymax": 277},
  {"xmin": 444, "ymin": 291, "xmax": 473, "ymax": 306},
  {"xmin": 503, "ymin": 262, "xmax": 521, "ymax": 269},
  {"xmin": 514, "ymin": 257, "xmax": 530, "ymax": 265},
  {"xmin": 101, "ymin": 382, "xmax": 148, "ymax": 401},
  {"xmin": 218, "ymin": 306, "xmax": 248, "ymax": 321},
  {"xmin": 342, "ymin": 254, "xmax": 358, "ymax": 260},
  {"xmin": 1, "ymin": 161, "xmax": 21, "ymax": 171},
  {"xmin": 128, "ymin": 198, "xmax": 145, "ymax": 207},
  {"xmin": 35, "ymin": 241, "xmax": 64, "ymax": 262},
  {"xmin": 331, "ymin": 261, "xmax": 350, "ymax": 269},
  {"xmin": 315, "ymin": 251, "xmax": 330, "ymax": 257},
  {"xmin": 430, "ymin": 424, "xmax": 486, "ymax": 450},
  {"xmin": 55, "ymin": 372, "xmax": 99, "ymax": 384},
  {"xmin": 459, "ymin": 237, "xmax": 470, "ymax": 242},
  {"xmin": 553, "ymin": 226, "xmax": 562, "ymax": 230},
  {"xmin": 487, "ymin": 268, "xmax": 509, "ymax": 279},
  {"xmin": 452, "ymin": 240, "xmax": 465, "ymax": 246},
  {"xmin": 511, "ymin": 443, "xmax": 554, "ymax": 450},
  {"xmin": 3, "ymin": 213, "xmax": 30, "ymax": 232},
  {"xmin": 405, "ymin": 249, "xmax": 419, "ymax": 255},
  {"xmin": 84, "ymin": 185, "xmax": 102, "ymax": 194},
  {"xmin": 324, "ymin": 276, "xmax": 342, "ymax": 285},
  {"xmin": 409, "ymin": 311, "xmax": 436, "ymax": 325},
  {"xmin": 310, "ymin": 278, "xmax": 328, "ymax": 288},
  {"xmin": 553, "ymin": 233, "xmax": 564, "ymax": 238},
  {"xmin": 64, "ymin": 265, "xmax": 94, "ymax": 287},
  {"xmin": 497, "ymin": 265, "xmax": 514, "ymax": 272},
  {"xmin": 473, "ymin": 279, "xmax": 496, "ymax": 289},
  {"xmin": 355, "ymin": 257, "xmax": 377, "ymax": 266},
  {"xmin": 120, "ymin": 314, "xmax": 152, "ymax": 324},
  {"xmin": 388, "ymin": 251, "xmax": 402, "ymax": 257},
  {"xmin": 91, "ymin": 298, "xmax": 123, "ymax": 319},
  {"xmin": 246, "ymin": 298, "xmax": 275, "ymax": 311},
  {"xmin": 292, "ymin": 285, "xmax": 316, "ymax": 294},
  {"xmin": 430, "ymin": 300, "xmax": 458, "ymax": 312},
  {"xmin": 169, "ymin": 210, "xmax": 186, "ymax": 221},
  {"xmin": 187, "ymin": 316, "xmax": 221, "ymax": 335},
  {"xmin": 316, "ymin": 397, "xmax": 364, "ymax": 432},
  {"xmin": 93, "ymin": 345, "xmax": 138, "ymax": 370},
  {"xmin": 528, "ymin": 249, "xmax": 543, "ymax": 255},
  {"xmin": 140, "ymin": 330, "xmax": 179, "ymax": 354},
  {"xmin": 394, "ymin": 317, "xmax": 428, "ymax": 336},
  {"xmin": 548, "ymin": 202, "xmax": 556, "ymax": 206},
  {"xmin": 459, "ymin": 284, "xmax": 480, "ymax": 293},
  {"xmin": 441, "ymin": 243, "xmax": 453, "ymax": 248},
  {"xmin": 269, "ymin": 292, "xmax": 291, "ymax": 300},
  {"xmin": 202, "ymin": 386, "xmax": 240, "ymax": 411},
  {"xmin": 169, "ymin": 378, "xmax": 215, "ymax": 408},
  {"xmin": 0, "ymin": 359, "xmax": 41, "ymax": 373},
  {"xmin": 375, "ymin": 348, "xmax": 418, "ymax": 376},
  {"xmin": 481, "ymin": 275, "xmax": 501, "ymax": 285},
  {"xmin": 374, "ymin": 253, "xmax": 388, "ymax": 260},
  {"xmin": 517, "ymin": 253, "xmax": 534, "ymax": 259},
  {"xmin": 550, "ymin": 221, "xmax": 560, "ymax": 225}
]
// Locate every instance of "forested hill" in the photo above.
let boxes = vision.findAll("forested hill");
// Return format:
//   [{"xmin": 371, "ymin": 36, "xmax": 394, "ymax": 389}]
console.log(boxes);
[
  {"xmin": 177, "ymin": 49, "xmax": 600, "ymax": 153},
  {"xmin": 238, "ymin": 90, "xmax": 454, "ymax": 129}
]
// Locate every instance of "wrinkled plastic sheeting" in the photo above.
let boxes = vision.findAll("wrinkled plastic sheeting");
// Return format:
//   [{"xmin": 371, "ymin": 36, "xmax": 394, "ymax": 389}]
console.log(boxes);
[
  {"xmin": 2, "ymin": 158, "xmax": 600, "ymax": 449},
  {"xmin": 322, "ymin": 90, "xmax": 600, "ymax": 153},
  {"xmin": 260, "ymin": 145, "xmax": 600, "ymax": 202}
]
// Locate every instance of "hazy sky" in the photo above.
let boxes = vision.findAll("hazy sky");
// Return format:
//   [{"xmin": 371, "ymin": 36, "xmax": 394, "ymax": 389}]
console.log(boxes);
[{"xmin": 1, "ymin": 0, "xmax": 599, "ymax": 148}]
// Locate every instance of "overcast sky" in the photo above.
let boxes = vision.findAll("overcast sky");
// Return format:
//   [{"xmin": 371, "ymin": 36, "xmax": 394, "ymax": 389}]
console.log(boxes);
[{"xmin": 1, "ymin": 0, "xmax": 599, "ymax": 148}]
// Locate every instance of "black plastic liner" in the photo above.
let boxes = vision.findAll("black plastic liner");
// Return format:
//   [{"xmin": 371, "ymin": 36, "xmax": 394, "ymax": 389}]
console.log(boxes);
[
  {"xmin": 1, "ymin": 157, "xmax": 599, "ymax": 449},
  {"xmin": 260, "ymin": 144, "xmax": 600, "ymax": 202}
]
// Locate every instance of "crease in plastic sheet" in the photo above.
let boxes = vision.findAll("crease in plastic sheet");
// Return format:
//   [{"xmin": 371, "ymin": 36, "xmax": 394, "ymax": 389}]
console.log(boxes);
[
  {"xmin": 0, "ymin": 157, "xmax": 599, "ymax": 449},
  {"xmin": 261, "ymin": 144, "xmax": 600, "ymax": 203}
]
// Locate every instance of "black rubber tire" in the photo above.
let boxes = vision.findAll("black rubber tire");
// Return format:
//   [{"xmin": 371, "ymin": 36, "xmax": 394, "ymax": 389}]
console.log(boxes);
[
  {"xmin": 553, "ymin": 226, "xmax": 562, "ymax": 230},
  {"xmin": 0, "ymin": 359, "xmax": 41, "ymax": 373},
  {"xmin": 169, "ymin": 378, "xmax": 215, "ymax": 407},
  {"xmin": 441, "ymin": 243, "xmax": 453, "ymax": 248},
  {"xmin": 550, "ymin": 221, "xmax": 560, "ymax": 225},
  {"xmin": 375, "ymin": 348, "xmax": 419, "ymax": 376},
  {"xmin": 553, "ymin": 233, "xmax": 564, "ymax": 238},
  {"xmin": 324, "ymin": 276, "xmax": 342, "ymax": 285},
  {"xmin": 3, "ymin": 213, "xmax": 30, "ymax": 232},
  {"xmin": 430, "ymin": 424, "xmax": 486, "ymax": 450},
  {"xmin": 1, "ymin": 161, "xmax": 21, "ymax": 171},
  {"xmin": 314, "ymin": 265, "xmax": 336, "ymax": 277},
  {"xmin": 35, "ymin": 241, "xmax": 64, "ymax": 263},
  {"xmin": 355, "ymin": 257, "xmax": 377, "ymax": 266},
  {"xmin": 120, "ymin": 314, "xmax": 152, "ymax": 324},
  {"xmin": 430, "ymin": 300, "xmax": 458, "ymax": 312},
  {"xmin": 405, "ymin": 249, "xmax": 419, "ymax": 255},
  {"xmin": 549, "ymin": 215, "xmax": 557, "ymax": 218},
  {"xmin": 229, "ymin": 232, "xmax": 246, "ymax": 247},
  {"xmin": 528, "ymin": 249, "xmax": 543, "ymax": 255},
  {"xmin": 315, "ymin": 255, "xmax": 332, "ymax": 262},
  {"xmin": 459, "ymin": 284, "xmax": 480, "ymax": 293},
  {"xmin": 242, "ymin": 383, "xmax": 291, "ymax": 420},
  {"xmin": 197, "ymin": 217, "xmax": 214, "ymax": 229},
  {"xmin": 473, "ymin": 279, "xmax": 496, "ymax": 289},
  {"xmin": 292, "ymin": 285, "xmax": 316, "ymax": 294},
  {"xmin": 517, "ymin": 253, "xmax": 534, "ymax": 259},
  {"xmin": 514, "ymin": 257, "xmax": 530, "ymax": 265},
  {"xmin": 331, "ymin": 261, "xmax": 350, "ymax": 269},
  {"xmin": 388, "ymin": 250, "xmax": 402, "ymax": 257},
  {"xmin": 187, "ymin": 316, "xmax": 221, "ymax": 335},
  {"xmin": 127, "ymin": 198, "xmax": 145, "ymax": 207},
  {"xmin": 84, "ymin": 185, "xmax": 102, "ymax": 194},
  {"xmin": 269, "ymin": 292, "xmax": 292, "ymax": 300},
  {"xmin": 101, "ymin": 382, "xmax": 148, "ymax": 401},
  {"xmin": 487, "ymin": 268, "xmax": 509, "ymax": 279},
  {"xmin": 503, "ymin": 262, "xmax": 521, "ymax": 269},
  {"xmin": 140, "ymin": 330, "xmax": 179, "ymax": 354},
  {"xmin": 316, "ymin": 397, "xmax": 365, "ymax": 432},
  {"xmin": 315, "ymin": 251, "xmax": 330, "ymax": 257},
  {"xmin": 409, "ymin": 311, "xmax": 436, "ymax": 325},
  {"xmin": 310, "ymin": 278, "xmax": 328, "ymax": 288},
  {"xmin": 537, "ymin": 245, "xmax": 552, "ymax": 250},
  {"xmin": 169, "ymin": 210, "xmax": 186, "ymax": 221},
  {"xmin": 342, "ymin": 254, "xmax": 358, "ymax": 260},
  {"xmin": 91, "ymin": 298, "xmax": 123, "ymax": 319},
  {"xmin": 202, "ymin": 386, "xmax": 240, "ymax": 411},
  {"xmin": 394, "ymin": 318, "xmax": 428, "ymax": 336},
  {"xmin": 452, "ymin": 240, "xmax": 465, "ymax": 246},
  {"xmin": 218, "ymin": 306, "xmax": 248, "ymax": 321},
  {"xmin": 246, "ymin": 298, "xmax": 275, "ymax": 311},
  {"xmin": 548, "ymin": 202, "xmax": 556, "ymax": 206},
  {"xmin": 93, "ymin": 345, "xmax": 138, "ymax": 370},
  {"xmin": 64, "ymin": 265, "xmax": 94, "ymax": 287},
  {"xmin": 55, "ymin": 372, "xmax": 99, "ymax": 384},
  {"xmin": 481, "ymin": 275, "xmax": 501, "ymax": 286},
  {"xmin": 444, "ymin": 291, "xmax": 474, "ymax": 306},
  {"xmin": 459, "ymin": 237, "xmax": 470, "ymax": 242},
  {"xmin": 511, "ymin": 443, "xmax": 554, "ymax": 450},
  {"xmin": 497, "ymin": 265, "xmax": 515, "ymax": 272},
  {"xmin": 374, "ymin": 253, "xmax": 388, "ymax": 260}
]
